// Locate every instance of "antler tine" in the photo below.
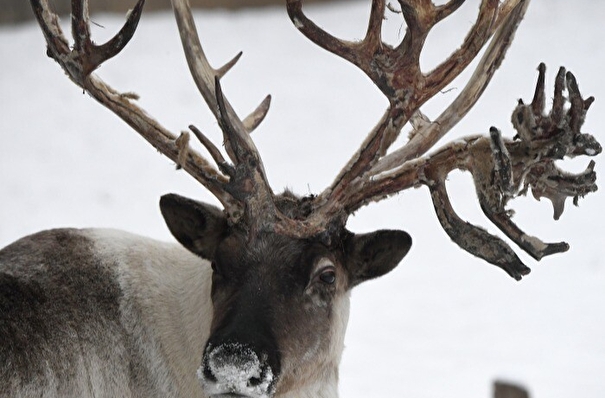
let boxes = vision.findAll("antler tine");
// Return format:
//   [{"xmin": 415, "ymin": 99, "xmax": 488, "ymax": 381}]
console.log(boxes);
[
  {"xmin": 434, "ymin": 0, "xmax": 467, "ymax": 22},
  {"xmin": 422, "ymin": 0, "xmax": 499, "ymax": 102},
  {"xmin": 551, "ymin": 66, "xmax": 567, "ymax": 125},
  {"xmin": 286, "ymin": 0, "xmax": 359, "ymax": 69},
  {"xmin": 30, "ymin": 1, "xmax": 70, "ymax": 71},
  {"xmin": 70, "ymin": 0, "xmax": 92, "ymax": 53},
  {"xmin": 566, "ymin": 71, "xmax": 587, "ymax": 135},
  {"xmin": 189, "ymin": 124, "xmax": 235, "ymax": 178},
  {"xmin": 429, "ymin": 178, "xmax": 531, "ymax": 281},
  {"xmin": 365, "ymin": 0, "xmax": 385, "ymax": 51},
  {"xmin": 530, "ymin": 62, "xmax": 547, "ymax": 116},
  {"xmin": 243, "ymin": 95, "xmax": 273, "ymax": 133},
  {"xmin": 214, "ymin": 77, "xmax": 252, "ymax": 167}
]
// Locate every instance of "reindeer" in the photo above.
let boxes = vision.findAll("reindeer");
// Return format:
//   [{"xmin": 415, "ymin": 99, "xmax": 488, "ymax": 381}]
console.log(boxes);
[{"xmin": 0, "ymin": 0, "xmax": 600, "ymax": 397}]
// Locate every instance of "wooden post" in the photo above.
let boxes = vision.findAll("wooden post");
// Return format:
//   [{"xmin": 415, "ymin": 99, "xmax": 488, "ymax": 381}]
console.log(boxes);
[{"xmin": 494, "ymin": 380, "xmax": 530, "ymax": 398}]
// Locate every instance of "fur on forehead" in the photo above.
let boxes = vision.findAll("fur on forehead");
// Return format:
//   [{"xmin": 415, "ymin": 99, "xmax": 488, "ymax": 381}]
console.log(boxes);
[{"xmin": 217, "ymin": 229, "xmax": 339, "ymax": 269}]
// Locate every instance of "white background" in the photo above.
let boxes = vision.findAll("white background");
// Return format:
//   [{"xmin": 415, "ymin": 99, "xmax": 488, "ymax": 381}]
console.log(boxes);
[{"xmin": 1, "ymin": 1, "xmax": 603, "ymax": 396}]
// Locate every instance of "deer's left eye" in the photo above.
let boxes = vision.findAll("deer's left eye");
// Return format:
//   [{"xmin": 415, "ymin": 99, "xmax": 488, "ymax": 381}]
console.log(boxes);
[{"xmin": 318, "ymin": 268, "xmax": 336, "ymax": 285}]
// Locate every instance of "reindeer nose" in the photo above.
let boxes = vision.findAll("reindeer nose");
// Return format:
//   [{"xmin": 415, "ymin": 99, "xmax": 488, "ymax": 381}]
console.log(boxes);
[{"xmin": 199, "ymin": 342, "xmax": 275, "ymax": 396}]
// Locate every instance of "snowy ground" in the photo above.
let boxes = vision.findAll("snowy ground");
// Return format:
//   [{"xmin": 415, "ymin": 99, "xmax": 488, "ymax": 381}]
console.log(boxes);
[{"xmin": 1, "ymin": 1, "xmax": 603, "ymax": 397}]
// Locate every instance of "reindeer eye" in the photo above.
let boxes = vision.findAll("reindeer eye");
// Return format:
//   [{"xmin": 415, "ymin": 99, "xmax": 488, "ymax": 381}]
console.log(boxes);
[{"xmin": 319, "ymin": 269, "xmax": 336, "ymax": 285}]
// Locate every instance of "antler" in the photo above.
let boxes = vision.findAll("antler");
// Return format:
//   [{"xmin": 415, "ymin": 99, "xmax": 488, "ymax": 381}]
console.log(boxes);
[
  {"xmin": 31, "ymin": 0, "xmax": 600, "ymax": 278},
  {"xmin": 31, "ymin": 0, "xmax": 287, "ymax": 231},
  {"xmin": 287, "ymin": 0, "xmax": 529, "ymax": 216},
  {"xmin": 31, "ymin": 0, "xmax": 230, "ymax": 208},
  {"xmin": 287, "ymin": 0, "xmax": 601, "ymax": 278}
]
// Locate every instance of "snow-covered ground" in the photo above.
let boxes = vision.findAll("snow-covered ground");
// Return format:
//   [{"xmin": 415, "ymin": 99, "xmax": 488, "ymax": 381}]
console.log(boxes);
[{"xmin": 1, "ymin": 1, "xmax": 603, "ymax": 397}]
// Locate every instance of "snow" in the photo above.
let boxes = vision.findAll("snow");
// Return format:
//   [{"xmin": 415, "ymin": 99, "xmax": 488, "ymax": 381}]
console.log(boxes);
[
  {"xmin": 292, "ymin": 17, "xmax": 304, "ymax": 29},
  {"xmin": 0, "ymin": 1, "xmax": 603, "ymax": 397},
  {"xmin": 200, "ymin": 343, "xmax": 274, "ymax": 397}
]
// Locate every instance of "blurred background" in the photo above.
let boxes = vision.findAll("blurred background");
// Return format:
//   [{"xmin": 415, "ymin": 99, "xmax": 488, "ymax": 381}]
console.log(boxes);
[{"xmin": 1, "ymin": 0, "xmax": 345, "ymax": 24}]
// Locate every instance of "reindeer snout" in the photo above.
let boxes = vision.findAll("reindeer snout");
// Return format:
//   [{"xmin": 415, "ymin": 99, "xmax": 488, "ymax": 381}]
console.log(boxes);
[{"xmin": 199, "ymin": 342, "xmax": 275, "ymax": 397}]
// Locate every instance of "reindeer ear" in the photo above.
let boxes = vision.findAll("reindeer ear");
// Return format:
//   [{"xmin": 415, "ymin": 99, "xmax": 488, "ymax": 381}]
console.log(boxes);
[
  {"xmin": 159, "ymin": 193, "xmax": 228, "ymax": 260},
  {"xmin": 344, "ymin": 230, "xmax": 412, "ymax": 287}
]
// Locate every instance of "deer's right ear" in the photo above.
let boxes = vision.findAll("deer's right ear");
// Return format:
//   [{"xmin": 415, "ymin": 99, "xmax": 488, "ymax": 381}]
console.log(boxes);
[
  {"xmin": 159, "ymin": 193, "xmax": 228, "ymax": 260},
  {"xmin": 344, "ymin": 230, "xmax": 412, "ymax": 288}
]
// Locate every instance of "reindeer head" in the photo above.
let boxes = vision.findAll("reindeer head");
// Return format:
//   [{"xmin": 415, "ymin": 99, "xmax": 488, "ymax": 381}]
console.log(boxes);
[{"xmin": 160, "ymin": 193, "xmax": 411, "ymax": 396}]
